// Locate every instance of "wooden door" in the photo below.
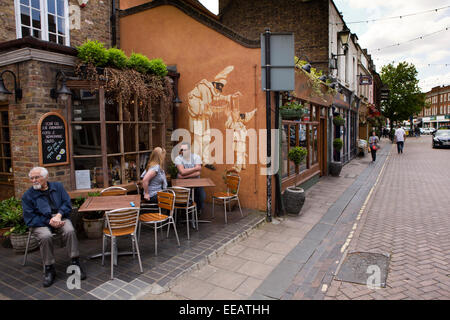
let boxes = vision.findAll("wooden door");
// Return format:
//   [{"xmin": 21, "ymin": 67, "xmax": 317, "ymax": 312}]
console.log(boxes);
[{"xmin": 0, "ymin": 104, "xmax": 14, "ymax": 200}]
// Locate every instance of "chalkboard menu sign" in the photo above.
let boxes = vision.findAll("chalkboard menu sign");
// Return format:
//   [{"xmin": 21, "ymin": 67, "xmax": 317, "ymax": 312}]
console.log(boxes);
[{"xmin": 38, "ymin": 112, "xmax": 69, "ymax": 167}]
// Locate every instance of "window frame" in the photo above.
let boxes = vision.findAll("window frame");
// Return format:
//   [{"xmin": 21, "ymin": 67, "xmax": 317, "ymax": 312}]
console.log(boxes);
[{"xmin": 14, "ymin": 0, "xmax": 70, "ymax": 46}]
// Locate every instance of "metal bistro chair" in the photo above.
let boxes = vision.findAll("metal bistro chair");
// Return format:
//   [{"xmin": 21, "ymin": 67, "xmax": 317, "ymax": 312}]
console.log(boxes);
[
  {"xmin": 100, "ymin": 186, "xmax": 127, "ymax": 196},
  {"xmin": 23, "ymin": 230, "xmax": 63, "ymax": 268},
  {"xmin": 138, "ymin": 189, "xmax": 180, "ymax": 255},
  {"xmin": 102, "ymin": 207, "xmax": 143, "ymax": 279},
  {"xmin": 170, "ymin": 186, "xmax": 198, "ymax": 240},
  {"xmin": 212, "ymin": 173, "xmax": 243, "ymax": 224}
]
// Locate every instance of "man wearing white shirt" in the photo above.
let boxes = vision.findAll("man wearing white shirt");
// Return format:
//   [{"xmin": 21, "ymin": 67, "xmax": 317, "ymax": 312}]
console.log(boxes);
[
  {"xmin": 394, "ymin": 126, "xmax": 406, "ymax": 154},
  {"xmin": 174, "ymin": 142, "xmax": 206, "ymax": 214}
]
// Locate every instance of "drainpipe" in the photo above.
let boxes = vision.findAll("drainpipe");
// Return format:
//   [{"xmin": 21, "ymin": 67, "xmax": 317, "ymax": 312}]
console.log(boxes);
[
  {"xmin": 264, "ymin": 28, "xmax": 272, "ymax": 222},
  {"xmin": 111, "ymin": 0, "xmax": 116, "ymax": 47}
]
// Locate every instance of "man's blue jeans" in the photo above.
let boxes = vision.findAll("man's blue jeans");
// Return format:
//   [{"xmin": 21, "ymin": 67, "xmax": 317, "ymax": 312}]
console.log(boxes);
[
  {"xmin": 397, "ymin": 141, "xmax": 404, "ymax": 153},
  {"xmin": 194, "ymin": 187, "xmax": 206, "ymax": 212}
]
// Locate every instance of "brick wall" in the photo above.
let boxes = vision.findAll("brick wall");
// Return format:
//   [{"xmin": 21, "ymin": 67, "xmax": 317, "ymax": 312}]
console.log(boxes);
[
  {"xmin": 0, "ymin": 0, "xmax": 112, "ymax": 48},
  {"xmin": 1, "ymin": 61, "xmax": 72, "ymax": 198},
  {"xmin": 218, "ymin": 0, "xmax": 330, "ymax": 73}
]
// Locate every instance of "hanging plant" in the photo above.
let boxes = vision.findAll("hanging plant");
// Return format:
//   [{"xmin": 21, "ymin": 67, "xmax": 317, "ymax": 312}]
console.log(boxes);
[
  {"xmin": 333, "ymin": 138, "xmax": 343, "ymax": 151},
  {"xmin": 333, "ymin": 115, "xmax": 345, "ymax": 127},
  {"xmin": 280, "ymin": 101, "xmax": 305, "ymax": 120}
]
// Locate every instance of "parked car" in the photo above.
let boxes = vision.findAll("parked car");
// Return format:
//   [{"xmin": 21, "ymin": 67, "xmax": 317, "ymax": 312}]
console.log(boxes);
[
  {"xmin": 421, "ymin": 128, "xmax": 432, "ymax": 135},
  {"xmin": 432, "ymin": 129, "xmax": 450, "ymax": 148}
]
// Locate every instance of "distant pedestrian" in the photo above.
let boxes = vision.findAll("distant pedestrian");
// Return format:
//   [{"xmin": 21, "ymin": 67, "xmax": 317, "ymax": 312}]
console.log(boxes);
[
  {"xmin": 394, "ymin": 125, "xmax": 406, "ymax": 154},
  {"xmin": 368, "ymin": 131, "xmax": 380, "ymax": 162}
]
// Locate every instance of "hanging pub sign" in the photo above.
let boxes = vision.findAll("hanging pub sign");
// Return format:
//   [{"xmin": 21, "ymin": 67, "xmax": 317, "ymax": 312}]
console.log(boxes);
[
  {"xmin": 38, "ymin": 112, "xmax": 69, "ymax": 167},
  {"xmin": 359, "ymin": 75, "xmax": 372, "ymax": 85}
]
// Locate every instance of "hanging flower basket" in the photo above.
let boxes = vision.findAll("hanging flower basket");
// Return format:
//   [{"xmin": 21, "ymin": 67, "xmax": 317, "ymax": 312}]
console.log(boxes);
[
  {"xmin": 280, "ymin": 108, "xmax": 305, "ymax": 120},
  {"xmin": 333, "ymin": 116, "xmax": 345, "ymax": 126}
]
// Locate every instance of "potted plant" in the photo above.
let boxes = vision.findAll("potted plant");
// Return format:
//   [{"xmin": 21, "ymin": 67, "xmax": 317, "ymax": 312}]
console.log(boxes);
[
  {"xmin": 283, "ymin": 146, "xmax": 308, "ymax": 215},
  {"xmin": 82, "ymin": 192, "xmax": 104, "ymax": 239},
  {"xmin": 330, "ymin": 138, "xmax": 344, "ymax": 176},
  {"xmin": 71, "ymin": 196, "xmax": 86, "ymax": 236},
  {"xmin": 1, "ymin": 197, "xmax": 39, "ymax": 253},
  {"xmin": 280, "ymin": 101, "xmax": 305, "ymax": 120},
  {"xmin": 76, "ymin": 40, "xmax": 109, "ymax": 73},
  {"xmin": 167, "ymin": 162, "xmax": 178, "ymax": 187}
]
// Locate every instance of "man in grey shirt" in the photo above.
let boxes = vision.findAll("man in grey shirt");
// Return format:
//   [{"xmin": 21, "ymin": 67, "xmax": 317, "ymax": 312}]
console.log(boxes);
[{"xmin": 174, "ymin": 142, "xmax": 206, "ymax": 214}]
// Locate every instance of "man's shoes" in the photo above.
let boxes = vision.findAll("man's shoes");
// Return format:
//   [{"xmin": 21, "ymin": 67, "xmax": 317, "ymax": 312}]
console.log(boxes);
[
  {"xmin": 71, "ymin": 257, "xmax": 87, "ymax": 280},
  {"xmin": 204, "ymin": 164, "xmax": 216, "ymax": 171},
  {"xmin": 43, "ymin": 264, "xmax": 56, "ymax": 288}
]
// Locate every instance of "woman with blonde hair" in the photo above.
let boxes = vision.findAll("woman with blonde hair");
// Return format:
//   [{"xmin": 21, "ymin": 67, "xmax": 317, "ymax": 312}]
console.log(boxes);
[{"xmin": 142, "ymin": 147, "xmax": 167, "ymax": 202}]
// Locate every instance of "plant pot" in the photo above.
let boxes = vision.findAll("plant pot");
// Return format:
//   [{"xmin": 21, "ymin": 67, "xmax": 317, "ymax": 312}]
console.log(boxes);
[
  {"xmin": 329, "ymin": 161, "xmax": 343, "ymax": 177},
  {"xmin": 283, "ymin": 187, "xmax": 306, "ymax": 215},
  {"xmin": 10, "ymin": 232, "xmax": 39, "ymax": 253},
  {"xmin": 83, "ymin": 217, "xmax": 105, "ymax": 239},
  {"xmin": 280, "ymin": 109, "xmax": 304, "ymax": 120}
]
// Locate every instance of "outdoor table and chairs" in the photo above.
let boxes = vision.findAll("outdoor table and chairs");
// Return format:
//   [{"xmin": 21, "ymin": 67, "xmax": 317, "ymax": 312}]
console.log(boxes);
[
  {"xmin": 138, "ymin": 189, "xmax": 180, "ymax": 256},
  {"xmin": 78, "ymin": 194, "xmax": 141, "ymax": 264},
  {"xmin": 171, "ymin": 178, "xmax": 216, "ymax": 225},
  {"xmin": 212, "ymin": 173, "xmax": 243, "ymax": 224}
]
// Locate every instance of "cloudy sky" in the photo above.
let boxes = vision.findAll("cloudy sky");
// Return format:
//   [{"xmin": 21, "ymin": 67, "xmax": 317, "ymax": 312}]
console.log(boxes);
[{"xmin": 199, "ymin": 0, "xmax": 450, "ymax": 93}]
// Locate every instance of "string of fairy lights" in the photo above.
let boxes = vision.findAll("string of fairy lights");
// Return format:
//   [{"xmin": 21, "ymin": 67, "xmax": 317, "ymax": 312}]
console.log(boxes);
[{"xmin": 330, "ymin": 5, "xmax": 450, "ymax": 25}]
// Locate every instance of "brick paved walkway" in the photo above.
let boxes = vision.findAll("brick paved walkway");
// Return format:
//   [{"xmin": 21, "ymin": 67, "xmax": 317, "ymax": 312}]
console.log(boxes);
[
  {"xmin": 141, "ymin": 140, "xmax": 380, "ymax": 300},
  {"xmin": 325, "ymin": 136, "xmax": 450, "ymax": 300}
]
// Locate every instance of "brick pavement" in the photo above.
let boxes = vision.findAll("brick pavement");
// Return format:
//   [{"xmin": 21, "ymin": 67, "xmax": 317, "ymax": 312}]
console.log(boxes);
[
  {"xmin": 325, "ymin": 136, "xmax": 450, "ymax": 300},
  {"xmin": 141, "ymin": 140, "xmax": 380, "ymax": 300}
]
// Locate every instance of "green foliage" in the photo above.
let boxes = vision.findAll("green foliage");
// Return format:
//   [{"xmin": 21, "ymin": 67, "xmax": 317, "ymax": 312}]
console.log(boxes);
[
  {"xmin": 380, "ymin": 62, "xmax": 425, "ymax": 123},
  {"xmin": 148, "ymin": 58, "xmax": 168, "ymax": 77},
  {"xmin": 280, "ymin": 101, "xmax": 304, "ymax": 110},
  {"xmin": 294, "ymin": 57, "xmax": 337, "ymax": 97},
  {"xmin": 288, "ymin": 146, "xmax": 308, "ymax": 166},
  {"xmin": 127, "ymin": 53, "xmax": 152, "ymax": 74},
  {"xmin": 107, "ymin": 47, "xmax": 128, "ymax": 69},
  {"xmin": 167, "ymin": 162, "xmax": 178, "ymax": 180},
  {"xmin": 333, "ymin": 138, "xmax": 343, "ymax": 151},
  {"xmin": 0, "ymin": 197, "xmax": 27, "ymax": 235},
  {"xmin": 72, "ymin": 196, "xmax": 86, "ymax": 209},
  {"xmin": 88, "ymin": 191, "xmax": 101, "ymax": 197},
  {"xmin": 333, "ymin": 116, "xmax": 345, "ymax": 127},
  {"xmin": 77, "ymin": 40, "xmax": 109, "ymax": 67}
]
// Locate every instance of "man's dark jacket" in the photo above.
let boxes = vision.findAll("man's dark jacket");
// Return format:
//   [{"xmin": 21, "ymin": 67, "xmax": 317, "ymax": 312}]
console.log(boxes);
[{"xmin": 22, "ymin": 182, "xmax": 72, "ymax": 227}]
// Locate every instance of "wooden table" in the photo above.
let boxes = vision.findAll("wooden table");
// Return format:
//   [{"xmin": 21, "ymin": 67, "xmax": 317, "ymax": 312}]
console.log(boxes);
[
  {"xmin": 78, "ymin": 195, "xmax": 141, "ymax": 212},
  {"xmin": 172, "ymin": 178, "xmax": 216, "ymax": 225},
  {"xmin": 78, "ymin": 194, "xmax": 141, "ymax": 263},
  {"xmin": 171, "ymin": 178, "xmax": 216, "ymax": 188}
]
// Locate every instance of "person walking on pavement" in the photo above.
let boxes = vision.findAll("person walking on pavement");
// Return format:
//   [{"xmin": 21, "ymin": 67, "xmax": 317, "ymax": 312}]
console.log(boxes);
[
  {"xmin": 368, "ymin": 131, "xmax": 380, "ymax": 162},
  {"xmin": 394, "ymin": 125, "xmax": 406, "ymax": 154}
]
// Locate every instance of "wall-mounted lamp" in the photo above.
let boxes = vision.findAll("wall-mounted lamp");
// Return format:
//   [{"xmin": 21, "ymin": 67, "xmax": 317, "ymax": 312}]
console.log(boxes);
[
  {"xmin": 330, "ymin": 26, "xmax": 351, "ymax": 69},
  {"xmin": 50, "ymin": 71, "xmax": 72, "ymax": 102},
  {"xmin": 0, "ymin": 70, "xmax": 22, "ymax": 103},
  {"xmin": 301, "ymin": 63, "xmax": 311, "ymax": 73},
  {"xmin": 319, "ymin": 75, "xmax": 327, "ymax": 82}
]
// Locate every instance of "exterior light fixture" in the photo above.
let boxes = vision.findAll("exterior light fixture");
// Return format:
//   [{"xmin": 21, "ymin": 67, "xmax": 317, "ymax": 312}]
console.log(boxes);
[
  {"xmin": 319, "ymin": 75, "xmax": 327, "ymax": 82},
  {"xmin": 50, "ymin": 71, "xmax": 72, "ymax": 102},
  {"xmin": 301, "ymin": 63, "xmax": 311, "ymax": 73},
  {"xmin": 0, "ymin": 70, "xmax": 22, "ymax": 103},
  {"xmin": 330, "ymin": 26, "xmax": 351, "ymax": 69}
]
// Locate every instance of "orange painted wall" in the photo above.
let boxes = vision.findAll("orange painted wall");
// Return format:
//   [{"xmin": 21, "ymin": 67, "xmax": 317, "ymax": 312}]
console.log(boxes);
[
  {"xmin": 120, "ymin": 5, "xmax": 268, "ymax": 211},
  {"xmin": 120, "ymin": 0, "xmax": 152, "ymax": 10}
]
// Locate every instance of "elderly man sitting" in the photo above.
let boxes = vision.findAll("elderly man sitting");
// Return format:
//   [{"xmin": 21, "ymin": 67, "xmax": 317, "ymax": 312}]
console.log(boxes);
[{"xmin": 22, "ymin": 167, "xmax": 86, "ymax": 287}]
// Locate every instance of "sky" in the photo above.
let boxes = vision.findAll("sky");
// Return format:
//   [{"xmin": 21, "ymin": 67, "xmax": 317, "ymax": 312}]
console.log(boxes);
[{"xmin": 198, "ymin": 0, "xmax": 450, "ymax": 93}]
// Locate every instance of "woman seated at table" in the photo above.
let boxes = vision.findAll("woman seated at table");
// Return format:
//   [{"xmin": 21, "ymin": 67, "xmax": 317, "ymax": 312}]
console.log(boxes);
[{"xmin": 142, "ymin": 147, "xmax": 167, "ymax": 203}]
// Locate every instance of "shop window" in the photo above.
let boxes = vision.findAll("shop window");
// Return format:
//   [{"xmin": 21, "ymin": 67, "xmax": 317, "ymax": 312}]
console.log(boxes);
[
  {"xmin": 0, "ymin": 107, "xmax": 13, "ymax": 186},
  {"xmin": 70, "ymin": 88, "xmax": 161, "ymax": 190},
  {"xmin": 14, "ymin": 0, "xmax": 70, "ymax": 46}
]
